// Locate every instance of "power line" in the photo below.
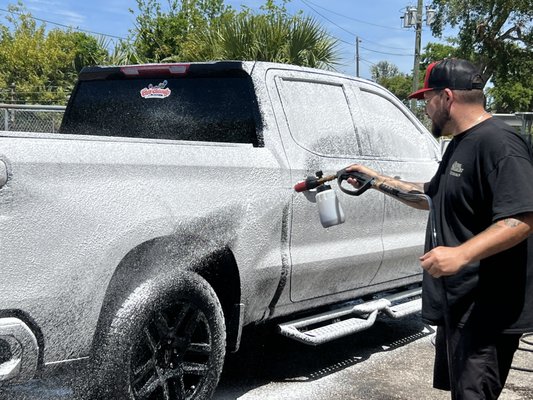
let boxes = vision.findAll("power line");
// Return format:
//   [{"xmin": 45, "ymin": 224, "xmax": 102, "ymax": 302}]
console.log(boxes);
[
  {"xmin": 330, "ymin": 36, "xmax": 414, "ymax": 58},
  {"xmin": 358, "ymin": 36, "xmax": 413, "ymax": 52},
  {"xmin": 300, "ymin": 0, "xmax": 358, "ymax": 38},
  {"xmin": 0, "ymin": 7, "xmax": 127, "ymax": 40},
  {"xmin": 301, "ymin": 0, "xmax": 405, "ymax": 32},
  {"xmin": 331, "ymin": 35, "xmax": 356, "ymax": 47},
  {"xmin": 299, "ymin": 0, "xmax": 415, "ymax": 57},
  {"xmin": 360, "ymin": 45, "xmax": 414, "ymax": 57},
  {"xmin": 360, "ymin": 57, "xmax": 377, "ymax": 67},
  {"xmin": 329, "ymin": 34, "xmax": 411, "ymax": 60},
  {"xmin": 298, "ymin": 0, "xmax": 417, "ymax": 56}
]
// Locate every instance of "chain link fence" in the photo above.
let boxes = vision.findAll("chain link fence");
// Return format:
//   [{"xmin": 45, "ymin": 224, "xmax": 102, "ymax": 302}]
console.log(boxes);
[{"xmin": 0, "ymin": 104, "xmax": 66, "ymax": 133}]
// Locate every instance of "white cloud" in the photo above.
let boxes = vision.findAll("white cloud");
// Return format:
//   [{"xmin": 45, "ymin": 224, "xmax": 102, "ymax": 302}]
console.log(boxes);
[
  {"xmin": 25, "ymin": 0, "xmax": 85, "ymax": 27},
  {"xmin": 53, "ymin": 9, "xmax": 85, "ymax": 26}
]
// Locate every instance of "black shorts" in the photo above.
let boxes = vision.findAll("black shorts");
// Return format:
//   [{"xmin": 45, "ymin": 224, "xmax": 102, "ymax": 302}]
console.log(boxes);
[{"xmin": 433, "ymin": 324, "xmax": 521, "ymax": 399}]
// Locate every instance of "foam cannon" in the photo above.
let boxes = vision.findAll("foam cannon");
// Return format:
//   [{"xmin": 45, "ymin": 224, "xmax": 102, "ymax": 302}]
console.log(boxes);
[{"xmin": 293, "ymin": 169, "xmax": 375, "ymax": 228}]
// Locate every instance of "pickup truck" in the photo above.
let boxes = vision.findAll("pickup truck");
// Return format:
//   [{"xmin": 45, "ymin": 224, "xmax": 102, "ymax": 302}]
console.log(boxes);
[{"xmin": 0, "ymin": 61, "xmax": 440, "ymax": 399}]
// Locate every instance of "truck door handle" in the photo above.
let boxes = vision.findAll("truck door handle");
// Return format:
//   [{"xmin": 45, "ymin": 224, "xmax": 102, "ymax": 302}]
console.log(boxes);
[{"xmin": 0, "ymin": 159, "xmax": 8, "ymax": 188}]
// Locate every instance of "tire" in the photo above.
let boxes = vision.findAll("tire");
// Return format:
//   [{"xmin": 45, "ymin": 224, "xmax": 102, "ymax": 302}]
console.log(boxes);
[{"xmin": 92, "ymin": 272, "xmax": 226, "ymax": 400}]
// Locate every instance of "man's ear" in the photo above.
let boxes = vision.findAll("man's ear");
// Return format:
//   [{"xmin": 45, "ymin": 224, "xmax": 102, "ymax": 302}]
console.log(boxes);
[
  {"xmin": 443, "ymin": 88, "xmax": 454, "ymax": 109},
  {"xmin": 443, "ymin": 88, "xmax": 453, "ymax": 102}
]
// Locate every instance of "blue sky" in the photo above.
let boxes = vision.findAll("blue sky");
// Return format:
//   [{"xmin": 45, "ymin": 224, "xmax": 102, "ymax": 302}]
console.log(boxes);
[{"xmin": 0, "ymin": 0, "xmax": 452, "ymax": 80}]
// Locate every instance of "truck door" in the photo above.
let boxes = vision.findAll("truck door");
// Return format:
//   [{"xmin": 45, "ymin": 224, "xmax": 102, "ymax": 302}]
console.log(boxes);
[
  {"xmin": 353, "ymin": 83, "xmax": 439, "ymax": 284},
  {"xmin": 266, "ymin": 69, "xmax": 384, "ymax": 303}
]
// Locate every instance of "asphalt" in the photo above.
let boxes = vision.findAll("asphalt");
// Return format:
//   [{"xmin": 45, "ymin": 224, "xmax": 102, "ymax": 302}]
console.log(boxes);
[
  {"xmin": 215, "ymin": 316, "xmax": 533, "ymax": 399},
  {"xmin": 1, "ymin": 315, "xmax": 531, "ymax": 399}
]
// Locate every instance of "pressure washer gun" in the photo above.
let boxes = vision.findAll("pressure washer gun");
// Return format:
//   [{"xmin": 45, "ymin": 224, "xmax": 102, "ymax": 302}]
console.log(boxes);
[
  {"xmin": 293, "ymin": 168, "xmax": 375, "ymax": 228},
  {"xmin": 293, "ymin": 168, "xmax": 375, "ymax": 196}
]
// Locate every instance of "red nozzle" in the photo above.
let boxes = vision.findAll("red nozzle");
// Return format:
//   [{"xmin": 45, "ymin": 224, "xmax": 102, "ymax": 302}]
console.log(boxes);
[
  {"xmin": 294, "ymin": 176, "xmax": 323, "ymax": 192},
  {"xmin": 294, "ymin": 180, "xmax": 310, "ymax": 192}
]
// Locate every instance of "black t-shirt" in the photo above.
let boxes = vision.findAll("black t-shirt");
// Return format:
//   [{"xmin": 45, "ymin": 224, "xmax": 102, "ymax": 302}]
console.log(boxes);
[{"xmin": 422, "ymin": 117, "xmax": 533, "ymax": 333}]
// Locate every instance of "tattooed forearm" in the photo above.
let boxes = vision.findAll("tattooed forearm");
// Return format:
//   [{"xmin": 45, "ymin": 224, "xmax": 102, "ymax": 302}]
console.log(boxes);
[
  {"xmin": 487, "ymin": 216, "xmax": 528, "ymax": 232},
  {"xmin": 503, "ymin": 218, "xmax": 525, "ymax": 228},
  {"xmin": 488, "ymin": 221, "xmax": 515, "ymax": 231},
  {"xmin": 461, "ymin": 213, "xmax": 533, "ymax": 263},
  {"xmin": 373, "ymin": 178, "xmax": 428, "ymax": 209}
]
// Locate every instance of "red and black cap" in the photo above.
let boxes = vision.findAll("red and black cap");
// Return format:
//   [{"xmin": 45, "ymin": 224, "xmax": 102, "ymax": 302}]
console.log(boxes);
[{"xmin": 408, "ymin": 58, "xmax": 485, "ymax": 99}]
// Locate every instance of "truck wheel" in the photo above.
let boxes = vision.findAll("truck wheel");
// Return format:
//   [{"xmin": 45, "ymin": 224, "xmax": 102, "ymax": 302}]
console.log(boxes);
[{"xmin": 93, "ymin": 272, "xmax": 226, "ymax": 400}]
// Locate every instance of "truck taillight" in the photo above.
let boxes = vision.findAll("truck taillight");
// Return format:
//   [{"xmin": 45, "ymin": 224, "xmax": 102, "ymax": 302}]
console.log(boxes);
[{"xmin": 120, "ymin": 64, "xmax": 190, "ymax": 76}]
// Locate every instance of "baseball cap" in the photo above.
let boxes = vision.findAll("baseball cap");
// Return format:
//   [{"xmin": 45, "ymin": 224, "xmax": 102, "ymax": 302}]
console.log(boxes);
[{"xmin": 408, "ymin": 58, "xmax": 485, "ymax": 99}]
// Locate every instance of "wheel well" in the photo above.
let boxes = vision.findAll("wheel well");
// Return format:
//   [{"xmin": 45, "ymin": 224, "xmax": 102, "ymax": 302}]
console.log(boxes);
[
  {"xmin": 92, "ymin": 236, "xmax": 242, "ymax": 354},
  {"xmin": 195, "ymin": 249, "xmax": 240, "ymax": 316}
]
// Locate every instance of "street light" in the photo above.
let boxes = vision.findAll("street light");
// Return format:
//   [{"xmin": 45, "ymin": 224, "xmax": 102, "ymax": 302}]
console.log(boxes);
[{"xmin": 401, "ymin": 2, "xmax": 436, "ymax": 111}]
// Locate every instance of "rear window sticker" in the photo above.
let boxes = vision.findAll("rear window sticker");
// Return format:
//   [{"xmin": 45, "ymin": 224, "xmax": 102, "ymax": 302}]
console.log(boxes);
[{"xmin": 140, "ymin": 80, "xmax": 171, "ymax": 99}]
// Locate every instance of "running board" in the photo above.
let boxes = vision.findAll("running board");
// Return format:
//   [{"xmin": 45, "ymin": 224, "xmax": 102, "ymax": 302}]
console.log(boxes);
[{"xmin": 278, "ymin": 287, "xmax": 422, "ymax": 345}]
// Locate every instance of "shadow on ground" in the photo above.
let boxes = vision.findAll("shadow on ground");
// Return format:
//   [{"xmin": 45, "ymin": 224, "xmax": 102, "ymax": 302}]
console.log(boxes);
[{"xmin": 215, "ymin": 314, "xmax": 434, "ymax": 399}]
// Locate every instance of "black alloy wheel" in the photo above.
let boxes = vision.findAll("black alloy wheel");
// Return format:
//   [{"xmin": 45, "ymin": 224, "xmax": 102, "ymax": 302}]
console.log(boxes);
[
  {"xmin": 131, "ymin": 302, "xmax": 213, "ymax": 399},
  {"xmin": 93, "ymin": 272, "xmax": 226, "ymax": 400}
]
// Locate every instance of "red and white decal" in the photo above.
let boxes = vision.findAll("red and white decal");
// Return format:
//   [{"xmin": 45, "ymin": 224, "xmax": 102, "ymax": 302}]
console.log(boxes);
[{"xmin": 140, "ymin": 80, "xmax": 171, "ymax": 99}]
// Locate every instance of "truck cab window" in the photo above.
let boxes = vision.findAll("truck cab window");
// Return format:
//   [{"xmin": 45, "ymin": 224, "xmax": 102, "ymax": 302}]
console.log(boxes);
[
  {"xmin": 358, "ymin": 88, "xmax": 432, "ymax": 160},
  {"xmin": 277, "ymin": 78, "xmax": 361, "ymax": 157}
]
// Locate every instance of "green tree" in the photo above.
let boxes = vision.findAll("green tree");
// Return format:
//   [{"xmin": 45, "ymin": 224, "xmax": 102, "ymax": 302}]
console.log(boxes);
[
  {"xmin": 489, "ymin": 81, "xmax": 533, "ymax": 113},
  {"xmin": 420, "ymin": 42, "xmax": 459, "ymax": 70},
  {"xmin": 129, "ymin": 0, "xmax": 234, "ymax": 62},
  {"xmin": 0, "ymin": 2, "xmax": 111, "ymax": 104},
  {"xmin": 379, "ymin": 75, "xmax": 413, "ymax": 102},
  {"xmin": 179, "ymin": 2, "xmax": 339, "ymax": 69},
  {"xmin": 93, "ymin": 36, "xmax": 143, "ymax": 66},
  {"xmin": 371, "ymin": 61, "xmax": 400, "ymax": 81},
  {"xmin": 130, "ymin": 0, "xmax": 339, "ymax": 69},
  {"xmin": 370, "ymin": 61, "xmax": 412, "ymax": 104},
  {"xmin": 430, "ymin": 0, "xmax": 533, "ymax": 112}
]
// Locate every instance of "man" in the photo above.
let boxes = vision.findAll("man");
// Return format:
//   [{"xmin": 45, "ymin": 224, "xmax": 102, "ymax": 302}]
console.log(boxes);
[{"xmin": 347, "ymin": 58, "xmax": 533, "ymax": 399}]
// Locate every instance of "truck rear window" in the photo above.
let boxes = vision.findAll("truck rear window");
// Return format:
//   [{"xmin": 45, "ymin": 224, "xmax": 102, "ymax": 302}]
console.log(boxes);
[{"xmin": 60, "ymin": 74, "xmax": 261, "ymax": 146}]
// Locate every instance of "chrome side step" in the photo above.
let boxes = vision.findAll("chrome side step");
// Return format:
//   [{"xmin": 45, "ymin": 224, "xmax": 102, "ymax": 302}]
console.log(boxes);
[{"xmin": 278, "ymin": 287, "xmax": 422, "ymax": 345}]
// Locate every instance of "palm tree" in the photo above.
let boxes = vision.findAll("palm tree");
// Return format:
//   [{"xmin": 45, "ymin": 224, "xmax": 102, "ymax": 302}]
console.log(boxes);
[{"xmin": 178, "ymin": 12, "xmax": 340, "ymax": 70}]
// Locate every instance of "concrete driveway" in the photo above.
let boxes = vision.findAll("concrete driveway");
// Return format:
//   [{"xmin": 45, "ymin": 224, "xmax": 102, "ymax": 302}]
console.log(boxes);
[{"xmin": 215, "ymin": 315, "xmax": 533, "ymax": 400}]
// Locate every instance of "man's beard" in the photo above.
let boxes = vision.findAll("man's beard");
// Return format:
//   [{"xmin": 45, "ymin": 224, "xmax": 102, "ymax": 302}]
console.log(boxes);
[{"xmin": 431, "ymin": 107, "xmax": 451, "ymax": 138}]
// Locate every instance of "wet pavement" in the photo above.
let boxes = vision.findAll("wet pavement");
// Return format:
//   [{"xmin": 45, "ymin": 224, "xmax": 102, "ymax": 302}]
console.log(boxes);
[
  {"xmin": 214, "ymin": 315, "xmax": 533, "ymax": 399},
  {"xmin": 2, "ymin": 314, "xmax": 532, "ymax": 399}
]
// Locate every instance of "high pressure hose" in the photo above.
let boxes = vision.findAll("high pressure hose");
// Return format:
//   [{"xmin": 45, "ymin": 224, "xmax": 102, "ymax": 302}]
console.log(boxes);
[
  {"xmin": 361, "ymin": 183, "xmax": 533, "ymax": 383},
  {"xmin": 295, "ymin": 169, "xmax": 532, "ymax": 388},
  {"xmin": 384, "ymin": 187, "xmax": 458, "ymax": 398},
  {"xmin": 295, "ymin": 169, "xmax": 457, "ymax": 396}
]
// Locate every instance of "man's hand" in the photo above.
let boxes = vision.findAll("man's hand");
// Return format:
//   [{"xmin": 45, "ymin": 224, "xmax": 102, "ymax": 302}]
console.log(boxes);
[
  {"xmin": 344, "ymin": 164, "xmax": 429, "ymax": 210},
  {"xmin": 421, "ymin": 214, "xmax": 533, "ymax": 278},
  {"xmin": 419, "ymin": 246, "xmax": 469, "ymax": 278},
  {"xmin": 345, "ymin": 164, "xmax": 379, "ymax": 188}
]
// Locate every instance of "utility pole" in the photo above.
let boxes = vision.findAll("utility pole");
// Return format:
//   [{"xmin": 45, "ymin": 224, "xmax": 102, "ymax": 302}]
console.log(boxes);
[
  {"xmin": 411, "ymin": 0, "xmax": 423, "ymax": 111},
  {"xmin": 402, "ymin": 3, "xmax": 435, "ymax": 111},
  {"xmin": 355, "ymin": 36, "xmax": 361, "ymax": 77}
]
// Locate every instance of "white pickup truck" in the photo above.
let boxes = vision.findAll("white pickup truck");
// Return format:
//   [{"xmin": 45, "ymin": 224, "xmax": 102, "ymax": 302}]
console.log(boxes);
[{"xmin": 0, "ymin": 61, "xmax": 439, "ymax": 399}]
